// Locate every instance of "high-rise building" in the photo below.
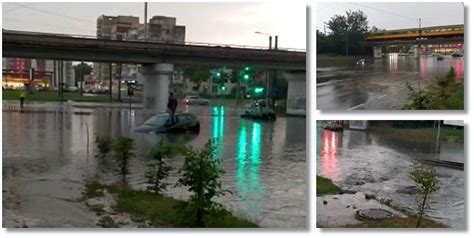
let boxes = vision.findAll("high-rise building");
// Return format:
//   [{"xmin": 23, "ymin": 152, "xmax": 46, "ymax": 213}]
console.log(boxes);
[
  {"xmin": 93, "ymin": 15, "xmax": 140, "ymax": 83},
  {"xmin": 124, "ymin": 16, "xmax": 186, "ymax": 95}
]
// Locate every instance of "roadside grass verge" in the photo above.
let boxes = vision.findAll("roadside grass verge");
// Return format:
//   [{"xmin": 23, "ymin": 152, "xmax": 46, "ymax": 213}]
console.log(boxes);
[
  {"xmin": 84, "ymin": 181, "xmax": 259, "ymax": 228},
  {"xmin": 317, "ymin": 176, "xmax": 342, "ymax": 195}
]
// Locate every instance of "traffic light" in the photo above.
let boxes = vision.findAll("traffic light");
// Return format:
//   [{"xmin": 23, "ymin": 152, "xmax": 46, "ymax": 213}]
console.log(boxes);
[
  {"xmin": 254, "ymin": 87, "xmax": 264, "ymax": 94},
  {"xmin": 241, "ymin": 66, "xmax": 253, "ymax": 82},
  {"xmin": 221, "ymin": 85, "xmax": 226, "ymax": 91}
]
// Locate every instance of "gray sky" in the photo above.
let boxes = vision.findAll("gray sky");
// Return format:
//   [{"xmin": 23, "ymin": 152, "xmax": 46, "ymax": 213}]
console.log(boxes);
[
  {"xmin": 317, "ymin": 2, "xmax": 464, "ymax": 32},
  {"xmin": 2, "ymin": 2, "xmax": 306, "ymax": 49}
]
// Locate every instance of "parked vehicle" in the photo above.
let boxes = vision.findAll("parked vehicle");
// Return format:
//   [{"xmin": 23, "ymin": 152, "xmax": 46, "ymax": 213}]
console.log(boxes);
[
  {"xmin": 183, "ymin": 95, "xmax": 209, "ymax": 105},
  {"xmin": 134, "ymin": 112, "xmax": 200, "ymax": 134}
]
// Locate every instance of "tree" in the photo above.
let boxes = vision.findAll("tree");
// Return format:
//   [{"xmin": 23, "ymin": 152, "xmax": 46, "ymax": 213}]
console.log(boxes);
[
  {"xmin": 113, "ymin": 137, "xmax": 135, "ymax": 183},
  {"xmin": 74, "ymin": 62, "xmax": 93, "ymax": 85},
  {"xmin": 176, "ymin": 140, "xmax": 228, "ymax": 227},
  {"xmin": 95, "ymin": 135, "xmax": 112, "ymax": 159},
  {"xmin": 145, "ymin": 139, "xmax": 182, "ymax": 194},
  {"xmin": 409, "ymin": 163, "xmax": 440, "ymax": 228},
  {"xmin": 183, "ymin": 66, "xmax": 211, "ymax": 84},
  {"xmin": 324, "ymin": 10, "xmax": 370, "ymax": 55}
]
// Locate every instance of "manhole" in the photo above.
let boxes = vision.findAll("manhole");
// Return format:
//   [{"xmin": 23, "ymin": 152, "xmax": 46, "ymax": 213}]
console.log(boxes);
[{"xmin": 356, "ymin": 208, "xmax": 394, "ymax": 220}]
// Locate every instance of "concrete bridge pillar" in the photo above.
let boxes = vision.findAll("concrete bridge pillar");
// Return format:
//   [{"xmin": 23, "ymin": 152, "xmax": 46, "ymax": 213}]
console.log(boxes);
[
  {"xmin": 141, "ymin": 63, "xmax": 174, "ymax": 115},
  {"xmin": 413, "ymin": 45, "xmax": 420, "ymax": 58},
  {"xmin": 373, "ymin": 47, "xmax": 383, "ymax": 58},
  {"xmin": 284, "ymin": 71, "xmax": 306, "ymax": 116}
]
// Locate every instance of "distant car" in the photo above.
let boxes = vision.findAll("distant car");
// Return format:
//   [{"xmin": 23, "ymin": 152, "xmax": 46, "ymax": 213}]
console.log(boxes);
[
  {"xmin": 134, "ymin": 112, "xmax": 200, "ymax": 134},
  {"xmin": 241, "ymin": 100, "xmax": 276, "ymax": 120},
  {"xmin": 66, "ymin": 86, "xmax": 78, "ymax": 92},
  {"xmin": 184, "ymin": 95, "xmax": 209, "ymax": 105},
  {"xmin": 356, "ymin": 58, "xmax": 371, "ymax": 65}
]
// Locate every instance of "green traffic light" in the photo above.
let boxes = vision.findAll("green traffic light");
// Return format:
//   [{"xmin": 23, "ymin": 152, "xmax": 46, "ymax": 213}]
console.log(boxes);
[
  {"xmin": 221, "ymin": 86, "xmax": 226, "ymax": 90},
  {"xmin": 244, "ymin": 66, "xmax": 251, "ymax": 71},
  {"xmin": 254, "ymin": 87, "xmax": 264, "ymax": 94},
  {"xmin": 216, "ymin": 72, "xmax": 221, "ymax": 77},
  {"xmin": 243, "ymin": 74, "xmax": 250, "ymax": 80}
]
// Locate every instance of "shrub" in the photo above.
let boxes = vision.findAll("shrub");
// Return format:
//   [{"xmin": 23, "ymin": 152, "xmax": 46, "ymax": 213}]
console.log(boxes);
[
  {"xmin": 95, "ymin": 135, "xmax": 112, "ymax": 158},
  {"xmin": 114, "ymin": 137, "xmax": 135, "ymax": 183},
  {"xmin": 409, "ymin": 163, "xmax": 440, "ymax": 228},
  {"xmin": 145, "ymin": 139, "xmax": 182, "ymax": 194},
  {"xmin": 176, "ymin": 140, "xmax": 228, "ymax": 227}
]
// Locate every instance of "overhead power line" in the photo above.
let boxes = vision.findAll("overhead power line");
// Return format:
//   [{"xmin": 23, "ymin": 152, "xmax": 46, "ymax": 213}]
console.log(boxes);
[
  {"xmin": 349, "ymin": 2, "xmax": 418, "ymax": 21},
  {"xmin": 11, "ymin": 3, "xmax": 96, "ymax": 25}
]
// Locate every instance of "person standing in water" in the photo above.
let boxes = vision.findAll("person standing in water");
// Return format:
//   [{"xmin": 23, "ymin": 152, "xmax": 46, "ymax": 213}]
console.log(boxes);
[
  {"xmin": 20, "ymin": 91, "xmax": 26, "ymax": 110},
  {"xmin": 167, "ymin": 92, "xmax": 178, "ymax": 125}
]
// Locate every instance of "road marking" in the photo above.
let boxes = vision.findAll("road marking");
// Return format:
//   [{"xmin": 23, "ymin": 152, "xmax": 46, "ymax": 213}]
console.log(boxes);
[
  {"xmin": 348, "ymin": 104, "xmax": 365, "ymax": 110},
  {"xmin": 378, "ymin": 94, "xmax": 386, "ymax": 99}
]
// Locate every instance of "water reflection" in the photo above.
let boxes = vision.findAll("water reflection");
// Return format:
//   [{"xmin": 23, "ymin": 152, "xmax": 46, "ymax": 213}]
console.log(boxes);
[
  {"xmin": 388, "ymin": 53, "xmax": 399, "ymax": 71},
  {"xmin": 320, "ymin": 130, "xmax": 342, "ymax": 181},
  {"xmin": 3, "ymin": 106, "xmax": 306, "ymax": 228},
  {"xmin": 212, "ymin": 106, "xmax": 225, "ymax": 160},
  {"xmin": 236, "ymin": 121, "xmax": 264, "ymax": 217},
  {"xmin": 317, "ymin": 127, "xmax": 464, "ymax": 228}
]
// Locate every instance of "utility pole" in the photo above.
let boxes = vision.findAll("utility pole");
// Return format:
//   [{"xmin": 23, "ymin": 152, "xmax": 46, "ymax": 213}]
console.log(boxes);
[
  {"xmin": 144, "ymin": 2, "xmax": 148, "ymax": 42},
  {"xmin": 80, "ymin": 61, "xmax": 84, "ymax": 97},
  {"xmin": 271, "ymin": 35, "xmax": 278, "ymax": 109},
  {"xmin": 117, "ymin": 63, "xmax": 122, "ymax": 101},
  {"xmin": 109, "ymin": 62, "xmax": 112, "ymax": 102},
  {"xmin": 418, "ymin": 18, "xmax": 422, "ymax": 36}
]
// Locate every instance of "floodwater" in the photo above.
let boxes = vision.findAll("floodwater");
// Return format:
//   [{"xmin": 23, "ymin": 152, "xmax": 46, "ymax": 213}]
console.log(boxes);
[
  {"xmin": 2, "ymin": 102, "xmax": 306, "ymax": 228},
  {"xmin": 317, "ymin": 127, "xmax": 465, "ymax": 228},
  {"xmin": 317, "ymin": 54, "xmax": 465, "ymax": 110}
]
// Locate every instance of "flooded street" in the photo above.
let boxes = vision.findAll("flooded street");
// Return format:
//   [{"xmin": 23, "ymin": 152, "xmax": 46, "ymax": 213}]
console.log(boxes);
[
  {"xmin": 317, "ymin": 55, "xmax": 465, "ymax": 110},
  {"xmin": 317, "ymin": 127, "xmax": 465, "ymax": 228},
  {"xmin": 2, "ymin": 102, "xmax": 306, "ymax": 228}
]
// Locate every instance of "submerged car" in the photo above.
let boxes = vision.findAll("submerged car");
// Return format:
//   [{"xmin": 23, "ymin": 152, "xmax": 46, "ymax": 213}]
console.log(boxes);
[
  {"xmin": 134, "ymin": 112, "xmax": 200, "ymax": 134},
  {"xmin": 241, "ymin": 100, "xmax": 276, "ymax": 120},
  {"xmin": 183, "ymin": 95, "xmax": 209, "ymax": 105}
]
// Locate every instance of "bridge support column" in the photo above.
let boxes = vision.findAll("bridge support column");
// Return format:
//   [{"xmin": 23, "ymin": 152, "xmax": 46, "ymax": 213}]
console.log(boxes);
[
  {"xmin": 142, "ymin": 63, "xmax": 174, "ymax": 115},
  {"xmin": 284, "ymin": 71, "xmax": 306, "ymax": 116},
  {"xmin": 413, "ymin": 45, "xmax": 420, "ymax": 58},
  {"xmin": 373, "ymin": 47, "xmax": 383, "ymax": 58}
]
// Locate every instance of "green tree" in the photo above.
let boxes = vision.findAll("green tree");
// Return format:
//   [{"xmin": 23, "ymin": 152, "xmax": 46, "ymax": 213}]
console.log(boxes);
[
  {"xmin": 325, "ymin": 10, "xmax": 369, "ymax": 55},
  {"xmin": 183, "ymin": 66, "xmax": 211, "ymax": 84},
  {"xmin": 176, "ymin": 140, "xmax": 228, "ymax": 227},
  {"xmin": 409, "ymin": 164, "xmax": 440, "ymax": 228},
  {"xmin": 95, "ymin": 135, "xmax": 112, "ymax": 159},
  {"xmin": 74, "ymin": 62, "xmax": 93, "ymax": 85},
  {"xmin": 114, "ymin": 137, "xmax": 135, "ymax": 183},
  {"xmin": 145, "ymin": 139, "xmax": 182, "ymax": 194}
]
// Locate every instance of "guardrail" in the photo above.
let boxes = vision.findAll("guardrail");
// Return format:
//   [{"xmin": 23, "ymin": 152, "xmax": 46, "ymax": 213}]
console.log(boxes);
[{"xmin": 3, "ymin": 29, "xmax": 306, "ymax": 52}]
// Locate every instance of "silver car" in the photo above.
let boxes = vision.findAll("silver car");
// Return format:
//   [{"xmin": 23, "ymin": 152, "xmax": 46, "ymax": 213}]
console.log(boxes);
[
  {"xmin": 183, "ymin": 95, "xmax": 209, "ymax": 105},
  {"xmin": 134, "ymin": 112, "xmax": 200, "ymax": 134}
]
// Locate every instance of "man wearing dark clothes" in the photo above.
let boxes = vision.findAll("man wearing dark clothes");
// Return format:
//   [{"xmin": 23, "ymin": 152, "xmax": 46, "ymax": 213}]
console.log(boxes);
[{"xmin": 167, "ymin": 92, "xmax": 178, "ymax": 125}]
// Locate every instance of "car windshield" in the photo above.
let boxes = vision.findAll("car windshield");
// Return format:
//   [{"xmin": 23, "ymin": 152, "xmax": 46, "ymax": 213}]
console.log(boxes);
[{"xmin": 143, "ymin": 114, "xmax": 168, "ymax": 126}]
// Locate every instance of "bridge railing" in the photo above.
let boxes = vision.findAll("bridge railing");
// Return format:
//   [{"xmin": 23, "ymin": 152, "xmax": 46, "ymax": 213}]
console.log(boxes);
[{"xmin": 3, "ymin": 29, "xmax": 306, "ymax": 52}]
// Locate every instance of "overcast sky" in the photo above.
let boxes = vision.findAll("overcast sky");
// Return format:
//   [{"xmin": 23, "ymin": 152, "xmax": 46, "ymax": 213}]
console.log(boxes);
[
  {"xmin": 2, "ymin": 2, "xmax": 306, "ymax": 49},
  {"xmin": 317, "ymin": 2, "xmax": 464, "ymax": 32}
]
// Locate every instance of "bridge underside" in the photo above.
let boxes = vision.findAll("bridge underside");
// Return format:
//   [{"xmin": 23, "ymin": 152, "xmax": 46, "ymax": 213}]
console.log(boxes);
[{"xmin": 367, "ymin": 37, "xmax": 463, "ymax": 46}]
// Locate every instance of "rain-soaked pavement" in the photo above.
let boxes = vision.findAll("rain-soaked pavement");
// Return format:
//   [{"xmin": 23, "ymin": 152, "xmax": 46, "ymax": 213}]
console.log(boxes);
[
  {"xmin": 2, "ymin": 101, "xmax": 306, "ymax": 228},
  {"xmin": 317, "ymin": 126, "xmax": 465, "ymax": 228},
  {"xmin": 317, "ymin": 54, "xmax": 465, "ymax": 110}
]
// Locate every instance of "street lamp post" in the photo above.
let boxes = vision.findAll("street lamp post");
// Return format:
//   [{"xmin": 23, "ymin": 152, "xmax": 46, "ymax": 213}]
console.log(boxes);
[{"xmin": 255, "ymin": 31, "xmax": 277, "ymax": 108}]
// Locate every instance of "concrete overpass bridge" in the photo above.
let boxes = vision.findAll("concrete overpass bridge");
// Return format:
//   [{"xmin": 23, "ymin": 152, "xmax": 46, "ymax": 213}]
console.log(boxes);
[
  {"xmin": 3, "ymin": 30, "xmax": 306, "ymax": 115},
  {"xmin": 366, "ymin": 24, "xmax": 464, "ymax": 58}
]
